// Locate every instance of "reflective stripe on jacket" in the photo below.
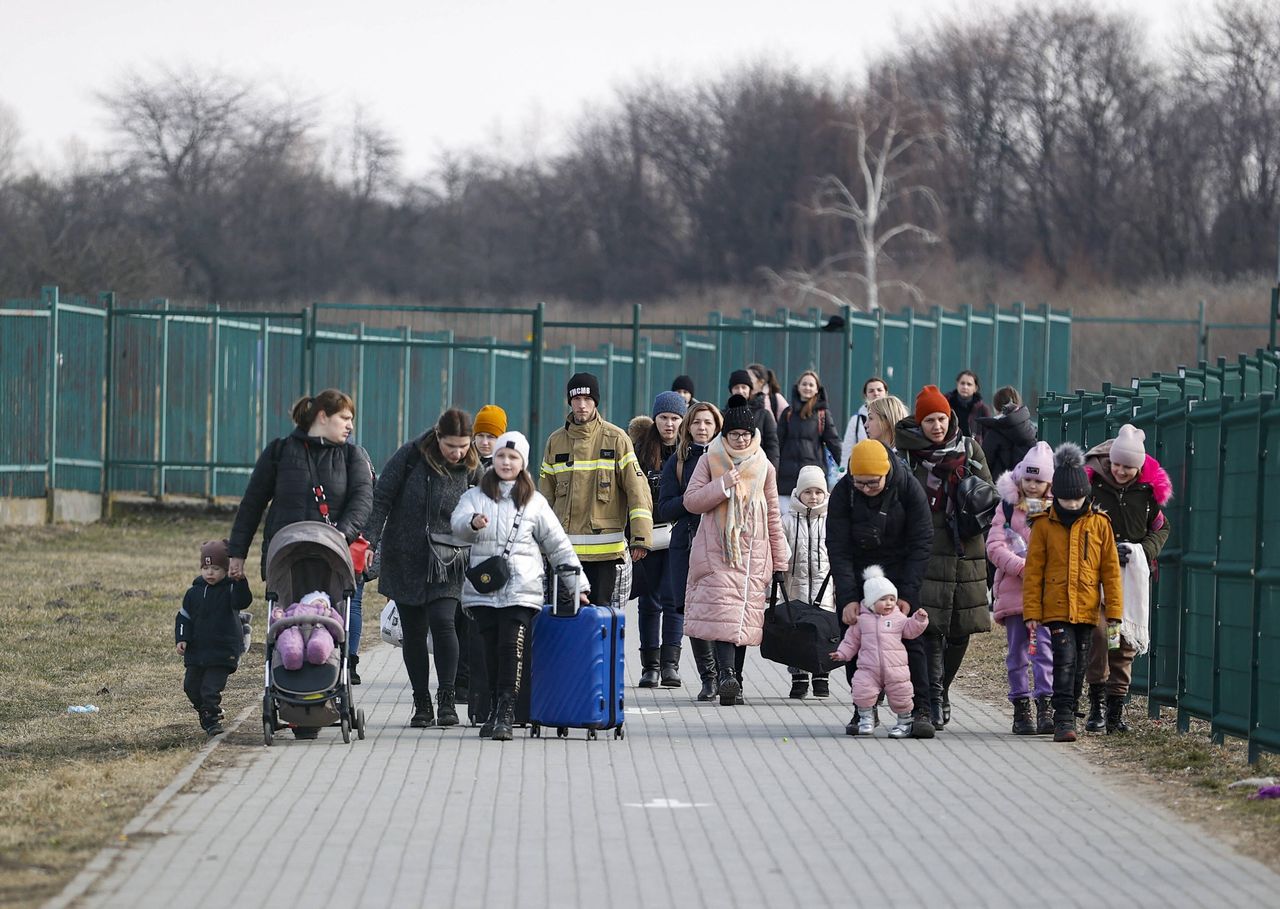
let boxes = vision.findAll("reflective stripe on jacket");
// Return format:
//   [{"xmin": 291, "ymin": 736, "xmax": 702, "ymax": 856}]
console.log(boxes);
[{"xmin": 538, "ymin": 411, "xmax": 653, "ymax": 560}]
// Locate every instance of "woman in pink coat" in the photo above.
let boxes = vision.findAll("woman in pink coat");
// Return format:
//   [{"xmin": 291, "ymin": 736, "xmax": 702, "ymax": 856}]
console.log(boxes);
[
  {"xmin": 683, "ymin": 394, "xmax": 790, "ymax": 707},
  {"xmin": 830, "ymin": 567, "xmax": 929, "ymax": 736}
]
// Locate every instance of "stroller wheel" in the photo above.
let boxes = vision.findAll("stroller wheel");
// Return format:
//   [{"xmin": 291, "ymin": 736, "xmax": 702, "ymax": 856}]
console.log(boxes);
[
  {"xmin": 341, "ymin": 714, "xmax": 352, "ymax": 744},
  {"xmin": 356, "ymin": 709, "xmax": 366, "ymax": 740},
  {"xmin": 263, "ymin": 720, "xmax": 273, "ymax": 746}
]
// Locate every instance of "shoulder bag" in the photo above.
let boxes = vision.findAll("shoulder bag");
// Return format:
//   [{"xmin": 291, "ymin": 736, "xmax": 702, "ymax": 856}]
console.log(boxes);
[{"xmin": 465, "ymin": 505, "xmax": 526, "ymax": 594}]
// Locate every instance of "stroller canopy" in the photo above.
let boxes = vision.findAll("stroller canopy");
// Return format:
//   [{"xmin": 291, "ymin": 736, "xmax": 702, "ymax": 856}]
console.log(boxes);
[{"xmin": 265, "ymin": 521, "xmax": 356, "ymax": 605}]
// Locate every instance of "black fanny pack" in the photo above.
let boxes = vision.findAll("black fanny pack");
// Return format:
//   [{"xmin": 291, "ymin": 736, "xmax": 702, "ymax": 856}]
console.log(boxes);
[{"xmin": 465, "ymin": 505, "xmax": 525, "ymax": 594}]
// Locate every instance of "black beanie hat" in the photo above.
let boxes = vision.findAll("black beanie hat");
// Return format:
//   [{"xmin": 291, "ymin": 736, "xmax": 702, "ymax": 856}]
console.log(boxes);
[
  {"xmin": 671, "ymin": 375, "xmax": 695, "ymax": 395},
  {"xmin": 728, "ymin": 369, "xmax": 754, "ymax": 391},
  {"xmin": 722, "ymin": 394, "xmax": 755, "ymax": 434},
  {"xmin": 1051, "ymin": 442, "xmax": 1090, "ymax": 500},
  {"xmin": 567, "ymin": 372, "xmax": 600, "ymax": 405}
]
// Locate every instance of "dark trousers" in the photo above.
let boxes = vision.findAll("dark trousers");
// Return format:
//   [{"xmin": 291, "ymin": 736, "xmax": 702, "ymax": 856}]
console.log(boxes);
[
  {"xmin": 713, "ymin": 641, "xmax": 746, "ymax": 680},
  {"xmin": 582, "ymin": 559, "xmax": 623, "ymax": 607},
  {"xmin": 183, "ymin": 665, "xmax": 231, "ymax": 717},
  {"xmin": 471, "ymin": 605, "xmax": 536, "ymax": 698},
  {"xmin": 1048, "ymin": 621, "xmax": 1093, "ymax": 723},
  {"xmin": 635, "ymin": 551, "xmax": 683, "ymax": 648},
  {"xmin": 398, "ymin": 597, "xmax": 460, "ymax": 697},
  {"xmin": 454, "ymin": 603, "xmax": 473, "ymax": 690}
]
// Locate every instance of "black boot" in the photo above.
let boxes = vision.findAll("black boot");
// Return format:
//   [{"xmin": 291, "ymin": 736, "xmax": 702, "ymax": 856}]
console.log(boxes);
[
  {"xmin": 717, "ymin": 668, "xmax": 740, "ymax": 707},
  {"xmin": 1035, "ymin": 696, "xmax": 1054, "ymax": 735},
  {"xmin": 925, "ymin": 636, "xmax": 946, "ymax": 731},
  {"xmin": 659, "ymin": 644, "xmax": 682, "ymax": 688},
  {"xmin": 638, "ymin": 648, "xmax": 661, "ymax": 688},
  {"xmin": 490, "ymin": 693, "xmax": 515, "ymax": 741},
  {"xmin": 942, "ymin": 688, "xmax": 951, "ymax": 727},
  {"xmin": 1085, "ymin": 684, "xmax": 1106, "ymax": 733},
  {"xmin": 1106, "ymin": 695, "xmax": 1130, "ymax": 734},
  {"xmin": 348, "ymin": 653, "xmax": 361, "ymax": 685},
  {"xmin": 478, "ymin": 692, "xmax": 498, "ymax": 738},
  {"xmin": 911, "ymin": 706, "xmax": 935, "ymax": 739},
  {"xmin": 691, "ymin": 638, "xmax": 718, "ymax": 701},
  {"xmin": 789, "ymin": 673, "xmax": 810, "ymax": 699},
  {"xmin": 409, "ymin": 692, "xmax": 435, "ymax": 728},
  {"xmin": 1011, "ymin": 697, "xmax": 1035, "ymax": 735},
  {"xmin": 436, "ymin": 686, "xmax": 459, "ymax": 727},
  {"xmin": 811, "ymin": 674, "xmax": 830, "ymax": 698},
  {"xmin": 735, "ymin": 675, "xmax": 744, "ymax": 705}
]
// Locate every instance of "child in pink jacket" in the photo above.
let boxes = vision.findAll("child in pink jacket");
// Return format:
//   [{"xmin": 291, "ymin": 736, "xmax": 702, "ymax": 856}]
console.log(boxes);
[
  {"xmin": 829, "ymin": 566, "xmax": 928, "ymax": 737},
  {"xmin": 986, "ymin": 441, "xmax": 1054, "ymax": 736}
]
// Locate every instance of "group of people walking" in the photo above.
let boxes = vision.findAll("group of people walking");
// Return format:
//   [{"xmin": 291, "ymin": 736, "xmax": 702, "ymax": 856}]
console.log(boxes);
[{"xmin": 179, "ymin": 359, "xmax": 1166, "ymax": 747}]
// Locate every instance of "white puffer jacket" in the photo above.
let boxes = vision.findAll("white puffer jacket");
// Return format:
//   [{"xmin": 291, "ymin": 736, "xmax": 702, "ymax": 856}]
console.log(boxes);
[
  {"xmin": 451, "ymin": 482, "xmax": 588, "ymax": 609},
  {"xmin": 781, "ymin": 494, "xmax": 834, "ymax": 609}
]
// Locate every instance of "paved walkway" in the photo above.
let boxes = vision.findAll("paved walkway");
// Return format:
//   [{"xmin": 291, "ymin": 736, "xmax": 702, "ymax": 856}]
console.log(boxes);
[{"xmin": 52, "ymin": 604, "xmax": 1280, "ymax": 909}]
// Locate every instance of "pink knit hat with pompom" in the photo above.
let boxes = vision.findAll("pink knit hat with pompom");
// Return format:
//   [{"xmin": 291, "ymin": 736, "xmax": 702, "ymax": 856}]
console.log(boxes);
[{"xmin": 1013, "ymin": 440, "xmax": 1055, "ymax": 484}]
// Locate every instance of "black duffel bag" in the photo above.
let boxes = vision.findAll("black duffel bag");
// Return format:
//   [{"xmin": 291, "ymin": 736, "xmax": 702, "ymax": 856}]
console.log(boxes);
[{"xmin": 760, "ymin": 574, "xmax": 843, "ymax": 676}]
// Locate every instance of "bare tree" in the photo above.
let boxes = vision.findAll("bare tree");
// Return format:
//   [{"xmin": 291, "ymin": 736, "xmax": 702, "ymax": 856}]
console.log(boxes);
[
  {"xmin": 0, "ymin": 100, "xmax": 20, "ymax": 184},
  {"xmin": 768, "ymin": 77, "xmax": 941, "ymax": 312}
]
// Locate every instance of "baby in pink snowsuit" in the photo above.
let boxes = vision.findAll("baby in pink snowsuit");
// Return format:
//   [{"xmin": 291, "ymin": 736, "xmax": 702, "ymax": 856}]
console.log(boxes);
[
  {"xmin": 829, "ymin": 566, "xmax": 928, "ymax": 736},
  {"xmin": 271, "ymin": 590, "xmax": 341, "ymax": 671}
]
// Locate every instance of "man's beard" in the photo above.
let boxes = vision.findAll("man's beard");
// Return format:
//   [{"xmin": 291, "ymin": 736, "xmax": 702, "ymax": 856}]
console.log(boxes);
[{"xmin": 572, "ymin": 411, "xmax": 593, "ymax": 424}]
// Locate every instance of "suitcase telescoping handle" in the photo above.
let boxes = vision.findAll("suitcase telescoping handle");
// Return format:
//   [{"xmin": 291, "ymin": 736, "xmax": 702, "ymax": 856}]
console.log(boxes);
[{"xmin": 553, "ymin": 564, "xmax": 582, "ymax": 617}]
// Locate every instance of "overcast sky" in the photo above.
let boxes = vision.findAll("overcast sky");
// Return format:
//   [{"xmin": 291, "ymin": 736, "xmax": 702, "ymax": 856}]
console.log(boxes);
[{"xmin": 2, "ymin": 0, "xmax": 1215, "ymax": 175}]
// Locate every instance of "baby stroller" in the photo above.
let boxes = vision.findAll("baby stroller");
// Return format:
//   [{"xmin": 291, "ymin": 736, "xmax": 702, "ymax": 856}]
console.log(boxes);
[{"xmin": 262, "ymin": 521, "xmax": 366, "ymax": 745}]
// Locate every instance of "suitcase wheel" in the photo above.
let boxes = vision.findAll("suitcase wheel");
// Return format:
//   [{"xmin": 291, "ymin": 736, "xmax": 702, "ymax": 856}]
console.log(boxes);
[
  {"xmin": 614, "ymin": 727, "xmax": 624, "ymax": 740},
  {"xmin": 587, "ymin": 728, "xmax": 598, "ymax": 741},
  {"xmin": 557, "ymin": 726, "xmax": 568, "ymax": 738},
  {"xmin": 530, "ymin": 723, "xmax": 541, "ymax": 738}
]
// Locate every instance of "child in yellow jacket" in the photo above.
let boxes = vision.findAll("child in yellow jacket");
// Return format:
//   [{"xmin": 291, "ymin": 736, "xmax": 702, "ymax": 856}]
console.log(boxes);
[{"xmin": 1022, "ymin": 443, "xmax": 1123, "ymax": 742}]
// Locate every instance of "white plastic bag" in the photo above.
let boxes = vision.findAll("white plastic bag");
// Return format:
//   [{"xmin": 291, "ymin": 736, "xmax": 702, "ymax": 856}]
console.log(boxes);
[{"xmin": 380, "ymin": 600, "xmax": 403, "ymax": 647}]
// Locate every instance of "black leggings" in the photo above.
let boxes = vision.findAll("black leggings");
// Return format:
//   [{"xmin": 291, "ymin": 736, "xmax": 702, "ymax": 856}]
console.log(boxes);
[
  {"xmin": 471, "ymin": 606, "xmax": 536, "ymax": 698},
  {"xmin": 398, "ymin": 597, "xmax": 460, "ymax": 697},
  {"xmin": 713, "ymin": 641, "xmax": 746, "ymax": 680}
]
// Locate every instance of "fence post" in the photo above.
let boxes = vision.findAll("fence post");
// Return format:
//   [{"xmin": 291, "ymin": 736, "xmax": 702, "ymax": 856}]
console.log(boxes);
[
  {"xmin": 100, "ymin": 291, "xmax": 115, "ymax": 514},
  {"xmin": 158, "ymin": 298, "xmax": 170, "ymax": 499},
  {"xmin": 211, "ymin": 304, "xmax": 221, "ymax": 499},
  {"xmin": 356, "ymin": 321, "xmax": 367, "ymax": 444},
  {"xmin": 43, "ymin": 286, "xmax": 60, "ymax": 499},
  {"xmin": 710, "ymin": 311, "xmax": 724, "ymax": 393},
  {"xmin": 1014, "ymin": 300, "xmax": 1026, "ymax": 392},
  {"xmin": 1198, "ymin": 299, "xmax": 1208, "ymax": 362},
  {"xmin": 260, "ymin": 317, "xmax": 271, "ymax": 457},
  {"xmin": 1270, "ymin": 286, "xmax": 1278, "ymax": 353},
  {"xmin": 905, "ymin": 308, "xmax": 916, "ymax": 393},
  {"xmin": 874, "ymin": 306, "xmax": 886, "ymax": 378},
  {"xmin": 531, "ymin": 302, "xmax": 545, "ymax": 449},
  {"xmin": 631, "ymin": 303, "xmax": 643, "ymax": 419},
  {"xmin": 841, "ymin": 304, "xmax": 854, "ymax": 418},
  {"xmin": 400, "ymin": 325, "xmax": 412, "ymax": 445}
]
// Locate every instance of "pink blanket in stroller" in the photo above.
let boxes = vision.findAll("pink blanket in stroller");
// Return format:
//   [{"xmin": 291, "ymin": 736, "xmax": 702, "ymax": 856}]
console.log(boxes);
[{"xmin": 272, "ymin": 591, "xmax": 341, "ymax": 670}]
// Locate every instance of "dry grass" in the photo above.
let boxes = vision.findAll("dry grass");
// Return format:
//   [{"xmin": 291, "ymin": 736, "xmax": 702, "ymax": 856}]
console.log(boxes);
[
  {"xmin": 956, "ymin": 628, "xmax": 1280, "ymax": 874},
  {"xmin": 0, "ymin": 513, "xmax": 384, "ymax": 909}
]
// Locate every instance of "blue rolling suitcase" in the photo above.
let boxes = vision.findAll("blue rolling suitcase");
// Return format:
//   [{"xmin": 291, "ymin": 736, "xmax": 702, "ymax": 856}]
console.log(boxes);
[{"xmin": 530, "ymin": 565, "xmax": 626, "ymax": 740}]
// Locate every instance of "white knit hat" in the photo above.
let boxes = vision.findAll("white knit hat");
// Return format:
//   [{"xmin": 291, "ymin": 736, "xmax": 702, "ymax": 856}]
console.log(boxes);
[
  {"xmin": 794, "ymin": 464, "xmax": 827, "ymax": 497},
  {"xmin": 1109, "ymin": 424, "xmax": 1147, "ymax": 469},
  {"xmin": 492, "ymin": 431, "xmax": 530, "ymax": 468},
  {"xmin": 861, "ymin": 566, "xmax": 897, "ymax": 607}
]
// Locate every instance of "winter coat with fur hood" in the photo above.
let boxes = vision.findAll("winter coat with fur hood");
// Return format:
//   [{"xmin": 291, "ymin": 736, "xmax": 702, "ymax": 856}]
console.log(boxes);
[
  {"xmin": 977, "ymin": 404, "xmax": 1037, "ymax": 482},
  {"xmin": 1083, "ymin": 440, "xmax": 1172, "ymax": 565},
  {"xmin": 451, "ymin": 482, "xmax": 587, "ymax": 610},
  {"xmin": 681, "ymin": 445, "xmax": 789, "ymax": 646},
  {"xmin": 985, "ymin": 471, "xmax": 1046, "ymax": 625},
  {"xmin": 781, "ymin": 492, "xmax": 834, "ymax": 608}
]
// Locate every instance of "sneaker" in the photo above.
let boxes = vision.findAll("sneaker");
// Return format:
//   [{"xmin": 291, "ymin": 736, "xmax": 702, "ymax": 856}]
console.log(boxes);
[
  {"xmin": 811, "ymin": 677, "xmax": 830, "ymax": 699},
  {"xmin": 205, "ymin": 720, "xmax": 225, "ymax": 737},
  {"xmin": 888, "ymin": 712, "xmax": 914, "ymax": 739},
  {"xmin": 855, "ymin": 708, "xmax": 875, "ymax": 736},
  {"xmin": 1053, "ymin": 722, "xmax": 1078, "ymax": 743}
]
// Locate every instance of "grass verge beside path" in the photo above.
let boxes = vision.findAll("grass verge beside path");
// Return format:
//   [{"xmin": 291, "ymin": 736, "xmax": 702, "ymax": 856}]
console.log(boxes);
[
  {"xmin": 0, "ymin": 513, "xmax": 385, "ymax": 909},
  {"xmin": 956, "ymin": 629, "xmax": 1280, "ymax": 874}
]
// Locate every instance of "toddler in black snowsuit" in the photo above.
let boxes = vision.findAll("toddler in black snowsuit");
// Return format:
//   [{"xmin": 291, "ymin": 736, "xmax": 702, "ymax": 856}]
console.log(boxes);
[{"xmin": 175, "ymin": 540, "xmax": 252, "ymax": 735}]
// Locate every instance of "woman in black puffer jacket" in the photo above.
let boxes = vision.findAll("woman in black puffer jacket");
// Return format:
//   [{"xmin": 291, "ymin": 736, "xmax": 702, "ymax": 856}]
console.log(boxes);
[
  {"xmin": 977, "ymin": 386, "xmax": 1037, "ymax": 482},
  {"xmin": 776, "ymin": 369, "xmax": 842, "ymax": 496},
  {"xmin": 363, "ymin": 409, "xmax": 482, "ymax": 730},
  {"xmin": 229, "ymin": 389, "xmax": 373, "ymax": 583},
  {"xmin": 656, "ymin": 401, "xmax": 723, "ymax": 701}
]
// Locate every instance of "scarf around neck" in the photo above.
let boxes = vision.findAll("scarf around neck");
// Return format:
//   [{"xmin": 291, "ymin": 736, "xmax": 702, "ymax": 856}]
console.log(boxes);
[
  {"xmin": 706, "ymin": 432, "xmax": 769, "ymax": 567},
  {"xmin": 913, "ymin": 431, "xmax": 968, "ymax": 514}
]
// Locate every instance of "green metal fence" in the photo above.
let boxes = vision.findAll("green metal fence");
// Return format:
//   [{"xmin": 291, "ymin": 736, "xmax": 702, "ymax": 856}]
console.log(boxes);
[
  {"xmin": 0, "ymin": 288, "xmax": 1073, "ymax": 506},
  {"xmin": 1036, "ymin": 351, "xmax": 1280, "ymax": 761}
]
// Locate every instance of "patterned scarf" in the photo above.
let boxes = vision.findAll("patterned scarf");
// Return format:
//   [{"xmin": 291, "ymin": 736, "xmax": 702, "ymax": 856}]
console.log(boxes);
[
  {"xmin": 705, "ymin": 432, "xmax": 769, "ymax": 568},
  {"xmin": 912, "ymin": 431, "xmax": 968, "ymax": 515}
]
